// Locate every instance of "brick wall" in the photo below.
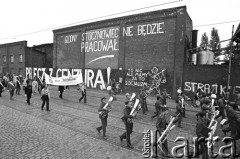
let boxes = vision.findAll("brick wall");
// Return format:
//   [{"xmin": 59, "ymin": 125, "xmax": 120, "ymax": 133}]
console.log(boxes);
[
  {"xmin": 124, "ymin": 18, "xmax": 176, "ymax": 70},
  {"xmin": 0, "ymin": 46, "xmax": 7, "ymax": 75},
  {"xmin": 0, "ymin": 41, "xmax": 26, "ymax": 76},
  {"xmin": 53, "ymin": 6, "xmax": 192, "ymax": 97},
  {"xmin": 56, "ymin": 31, "xmax": 83, "ymax": 69},
  {"xmin": 25, "ymin": 48, "xmax": 46, "ymax": 68},
  {"xmin": 183, "ymin": 65, "xmax": 240, "ymax": 100},
  {"xmin": 33, "ymin": 44, "xmax": 53, "ymax": 68}
]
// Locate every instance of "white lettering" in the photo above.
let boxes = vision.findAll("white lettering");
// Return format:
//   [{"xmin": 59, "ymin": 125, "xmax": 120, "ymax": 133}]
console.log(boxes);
[
  {"xmin": 49, "ymin": 68, "xmax": 53, "ymax": 77},
  {"xmin": 220, "ymin": 85, "xmax": 226, "ymax": 95},
  {"xmin": 197, "ymin": 83, "xmax": 204, "ymax": 92},
  {"xmin": 184, "ymin": 82, "xmax": 191, "ymax": 91},
  {"xmin": 65, "ymin": 34, "xmax": 78, "ymax": 44},
  {"xmin": 211, "ymin": 84, "xmax": 217, "ymax": 94},
  {"xmin": 191, "ymin": 82, "xmax": 197, "ymax": 93},
  {"xmin": 56, "ymin": 69, "xmax": 61, "ymax": 78},
  {"xmin": 85, "ymin": 69, "xmax": 94, "ymax": 88},
  {"xmin": 205, "ymin": 84, "xmax": 210, "ymax": 93},
  {"xmin": 62, "ymin": 69, "xmax": 68, "ymax": 77},
  {"xmin": 33, "ymin": 68, "xmax": 38, "ymax": 78},
  {"xmin": 94, "ymin": 70, "xmax": 105, "ymax": 89},
  {"xmin": 137, "ymin": 22, "xmax": 165, "ymax": 36},
  {"xmin": 123, "ymin": 26, "xmax": 133, "ymax": 36}
]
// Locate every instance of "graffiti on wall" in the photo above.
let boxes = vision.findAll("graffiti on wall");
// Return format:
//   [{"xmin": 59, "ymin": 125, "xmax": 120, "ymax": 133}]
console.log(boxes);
[
  {"xmin": 125, "ymin": 68, "xmax": 148, "ymax": 87},
  {"xmin": 26, "ymin": 67, "xmax": 110, "ymax": 90},
  {"xmin": 125, "ymin": 67, "xmax": 167, "ymax": 94},
  {"xmin": 123, "ymin": 22, "xmax": 165, "ymax": 37},
  {"xmin": 184, "ymin": 81, "xmax": 240, "ymax": 95},
  {"xmin": 25, "ymin": 67, "xmax": 167, "ymax": 93},
  {"xmin": 82, "ymin": 26, "xmax": 120, "ymax": 69},
  {"xmin": 147, "ymin": 67, "xmax": 167, "ymax": 94}
]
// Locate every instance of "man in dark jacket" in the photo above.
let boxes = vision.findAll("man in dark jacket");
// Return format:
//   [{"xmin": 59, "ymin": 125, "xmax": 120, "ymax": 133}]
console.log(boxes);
[
  {"xmin": 151, "ymin": 95, "xmax": 162, "ymax": 119},
  {"xmin": 176, "ymin": 98, "xmax": 183, "ymax": 128},
  {"xmin": 140, "ymin": 89, "xmax": 148, "ymax": 115},
  {"xmin": 178, "ymin": 94, "xmax": 186, "ymax": 118},
  {"xmin": 58, "ymin": 86, "xmax": 64, "ymax": 99},
  {"xmin": 25, "ymin": 80, "xmax": 32, "ymax": 105},
  {"xmin": 196, "ymin": 112, "xmax": 212, "ymax": 159},
  {"xmin": 215, "ymin": 95, "xmax": 226, "ymax": 120},
  {"xmin": 161, "ymin": 88, "xmax": 170, "ymax": 106},
  {"xmin": 119, "ymin": 101, "xmax": 134, "ymax": 148},
  {"xmin": 96, "ymin": 97, "xmax": 110, "ymax": 139},
  {"xmin": 222, "ymin": 102, "xmax": 240, "ymax": 140},
  {"xmin": 200, "ymin": 93, "xmax": 211, "ymax": 110},
  {"xmin": 155, "ymin": 106, "xmax": 178, "ymax": 157}
]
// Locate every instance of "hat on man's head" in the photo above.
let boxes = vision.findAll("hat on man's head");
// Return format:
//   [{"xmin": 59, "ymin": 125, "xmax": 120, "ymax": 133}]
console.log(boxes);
[
  {"xmin": 125, "ymin": 93, "xmax": 130, "ymax": 96},
  {"xmin": 211, "ymin": 94, "xmax": 217, "ymax": 99},
  {"xmin": 101, "ymin": 97, "xmax": 106, "ymax": 101}
]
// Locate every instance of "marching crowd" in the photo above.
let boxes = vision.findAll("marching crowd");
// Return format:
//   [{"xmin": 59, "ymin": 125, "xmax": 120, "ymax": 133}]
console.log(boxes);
[
  {"xmin": 0, "ymin": 73, "xmax": 52, "ymax": 111},
  {"xmin": 95, "ymin": 85, "xmax": 240, "ymax": 158},
  {"xmin": 1, "ymin": 74, "xmax": 240, "ymax": 158},
  {"xmin": 193, "ymin": 90, "xmax": 240, "ymax": 159}
]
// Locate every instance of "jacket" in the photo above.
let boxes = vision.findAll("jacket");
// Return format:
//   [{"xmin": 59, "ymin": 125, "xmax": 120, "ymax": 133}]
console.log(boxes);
[
  {"xmin": 121, "ymin": 106, "xmax": 133, "ymax": 124},
  {"xmin": 196, "ymin": 118, "xmax": 211, "ymax": 138},
  {"xmin": 25, "ymin": 85, "xmax": 32, "ymax": 95},
  {"xmin": 98, "ymin": 102, "xmax": 109, "ymax": 119},
  {"xmin": 156, "ymin": 111, "xmax": 169, "ymax": 132},
  {"xmin": 58, "ymin": 86, "xmax": 65, "ymax": 91},
  {"xmin": 176, "ymin": 103, "xmax": 183, "ymax": 114},
  {"xmin": 7, "ymin": 81, "xmax": 15, "ymax": 91}
]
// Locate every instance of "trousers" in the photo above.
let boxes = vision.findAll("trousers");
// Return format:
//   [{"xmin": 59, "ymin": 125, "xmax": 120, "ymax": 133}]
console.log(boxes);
[
  {"xmin": 41, "ymin": 95, "xmax": 49, "ymax": 110},
  {"xmin": 120, "ymin": 122, "xmax": 133, "ymax": 147},
  {"xmin": 97, "ymin": 116, "xmax": 108, "ymax": 137}
]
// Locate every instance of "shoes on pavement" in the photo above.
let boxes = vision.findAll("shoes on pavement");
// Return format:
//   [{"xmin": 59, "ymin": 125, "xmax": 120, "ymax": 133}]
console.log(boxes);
[
  {"xmin": 96, "ymin": 128, "xmax": 100, "ymax": 133},
  {"xmin": 127, "ymin": 145, "xmax": 134, "ymax": 149},
  {"xmin": 178, "ymin": 126, "xmax": 183, "ymax": 128},
  {"xmin": 119, "ymin": 136, "xmax": 123, "ymax": 142},
  {"xmin": 46, "ymin": 110, "xmax": 50, "ymax": 111},
  {"xmin": 103, "ymin": 136, "xmax": 107, "ymax": 140}
]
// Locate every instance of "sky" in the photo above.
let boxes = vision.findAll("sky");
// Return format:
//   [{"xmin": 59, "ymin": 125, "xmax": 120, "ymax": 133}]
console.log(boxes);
[{"xmin": 0, "ymin": 0, "xmax": 239, "ymax": 47}]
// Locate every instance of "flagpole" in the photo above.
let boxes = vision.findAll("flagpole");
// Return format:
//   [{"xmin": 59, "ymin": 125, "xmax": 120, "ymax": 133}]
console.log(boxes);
[{"xmin": 227, "ymin": 25, "xmax": 234, "ymax": 91}]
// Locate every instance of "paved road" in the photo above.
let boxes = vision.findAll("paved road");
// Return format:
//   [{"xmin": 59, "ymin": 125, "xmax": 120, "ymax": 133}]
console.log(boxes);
[
  {"xmin": 0, "ymin": 92, "xmax": 142, "ymax": 158},
  {"xmin": 0, "ymin": 87, "xmax": 238, "ymax": 158}
]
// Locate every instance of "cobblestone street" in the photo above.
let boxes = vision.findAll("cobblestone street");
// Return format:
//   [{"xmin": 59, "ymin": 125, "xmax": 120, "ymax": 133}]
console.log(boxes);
[
  {"xmin": 0, "ymin": 88, "xmax": 144, "ymax": 159},
  {"xmin": 0, "ymin": 86, "xmax": 239, "ymax": 159}
]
